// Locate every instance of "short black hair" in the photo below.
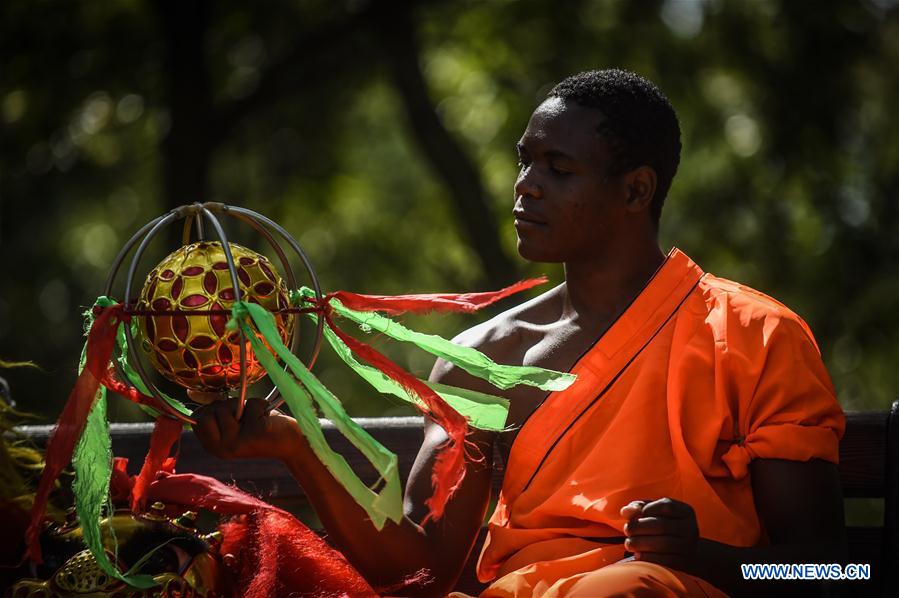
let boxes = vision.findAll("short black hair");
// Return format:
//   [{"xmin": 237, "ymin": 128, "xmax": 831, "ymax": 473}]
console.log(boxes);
[{"xmin": 548, "ymin": 69, "xmax": 681, "ymax": 225}]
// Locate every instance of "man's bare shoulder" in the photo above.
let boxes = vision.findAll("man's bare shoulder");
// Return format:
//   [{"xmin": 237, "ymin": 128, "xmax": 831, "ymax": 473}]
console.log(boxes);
[{"xmin": 430, "ymin": 284, "xmax": 564, "ymax": 384}]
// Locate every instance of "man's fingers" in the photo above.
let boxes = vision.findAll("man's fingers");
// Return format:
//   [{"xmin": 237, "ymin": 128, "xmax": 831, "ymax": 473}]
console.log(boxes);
[
  {"xmin": 624, "ymin": 516, "xmax": 689, "ymax": 538},
  {"xmin": 640, "ymin": 497, "xmax": 694, "ymax": 519},
  {"xmin": 238, "ymin": 397, "xmax": 270, "ymax": 440},
  {"xmin": 619, "ymin": 500, "xmax": 647, "ymax": 519},
  {"xmin": 191, "ymin": 405, "xmax": 222, "ymax": 454},
  {"xmin": 213, "ymin": 400, "xmax": 241, "ymax": 448},
  {"xmin": 191, "ymin": 396, "xmax": 287, "ymax": 461},
  {"xmin": 624, "ymin": 534, "xmax": 690, "ymax": 555},
  {"xmin": 242, "ymin": 396, "xmax": 270, "ymax": 420}
]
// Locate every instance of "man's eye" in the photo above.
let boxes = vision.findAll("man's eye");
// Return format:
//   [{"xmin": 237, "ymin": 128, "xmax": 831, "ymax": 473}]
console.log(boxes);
[{"xmin": 550, "ymin": 164, "xmax": 570, "ymax": 175}]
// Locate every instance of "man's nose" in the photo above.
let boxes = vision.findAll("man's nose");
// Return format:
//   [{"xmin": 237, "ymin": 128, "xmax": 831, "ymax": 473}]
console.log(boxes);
[{"xmin": 514, "ymin": 167, "xmax": 542, "ymax": 199}]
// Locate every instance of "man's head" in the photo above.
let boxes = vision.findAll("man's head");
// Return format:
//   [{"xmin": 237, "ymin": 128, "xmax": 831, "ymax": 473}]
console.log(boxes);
[
  {"xmin": 547, "ymin": 69, "xmax": 681, "ymax": 225},
  {"xmin": 513, "ymin": 69, "xmax": 681, "ymax": 263}
]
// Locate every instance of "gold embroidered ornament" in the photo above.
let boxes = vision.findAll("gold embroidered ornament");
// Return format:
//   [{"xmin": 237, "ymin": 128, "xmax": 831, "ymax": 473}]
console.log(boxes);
[
  {"xmin": 12, "ymin": 502, "xmax": 226, "ymax": 597},
  {"xmin": 135, "ymin": 241, "xmax": 293, "ymax": 397}
]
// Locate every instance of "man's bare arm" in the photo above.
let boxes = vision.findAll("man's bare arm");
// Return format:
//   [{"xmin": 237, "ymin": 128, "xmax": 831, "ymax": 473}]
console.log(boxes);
[
  {"xmin": 192, "ymin": 357, "xmax": 496, "ymax": 595},
  {"xmin": 623, "ymin": 458, "xmax": 847, "ymax": 597},
  {"xmin": 696, "ymin": 459, "xmax": 846, "ymax": 596},
  {"xmin": 650, "ymin": 459, "xmax": 842, "ymax": 598}
]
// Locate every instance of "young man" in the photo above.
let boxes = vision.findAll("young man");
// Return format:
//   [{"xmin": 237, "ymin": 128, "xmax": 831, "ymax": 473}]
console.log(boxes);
[{"xmin": 194, "ymin": 69, "xmax": 846, "ymax": 597}]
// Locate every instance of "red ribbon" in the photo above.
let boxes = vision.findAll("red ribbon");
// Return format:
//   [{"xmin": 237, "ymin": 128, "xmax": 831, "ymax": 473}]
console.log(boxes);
[
  {"xmin": 307, "ymin": 279, "xmax": 547, "ymax": 522},
  {"xmin": 84, "ymin": 314, "xmax": 172, "ymax": 415},
  {"xmin": 131, "ymin": 415, "xmax": 183, "ymax": 513},
  {"xmin": 323, "ymin": 311, "xmax": 469, "ymax": 523},
  {"xmin": 25, "ymin": 304, "xmax": 176, "ymax": 562},
  {"xmin": 326, "ymin": 277, "xmax": 546, "ymax": 315},
  {"xmin": 25, "ymin": 304, "xmax": 127, "ymax": 562}
]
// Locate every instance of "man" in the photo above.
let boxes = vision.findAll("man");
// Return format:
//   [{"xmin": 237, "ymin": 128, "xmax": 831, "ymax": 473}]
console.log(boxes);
[{"xmin": 194, "ymin": 69, "xmax": 846, "ymax": 596}]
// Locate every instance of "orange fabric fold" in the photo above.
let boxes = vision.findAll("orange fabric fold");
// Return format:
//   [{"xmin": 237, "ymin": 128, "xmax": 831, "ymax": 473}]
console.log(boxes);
[
  {"xmin": 462, "ymin": 554, "xmax": 728, "ymax": 598},
  {"xmin": 475, "ymin": 248, "xmax": 845, "ymax": 595}
]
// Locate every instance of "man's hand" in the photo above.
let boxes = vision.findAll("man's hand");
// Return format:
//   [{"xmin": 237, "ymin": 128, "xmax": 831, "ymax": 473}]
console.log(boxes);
[
  {"xmin": 191, "ymin": 396, "xmax": 300, "ymax": 461},
  {"xmin": 620, "ymin": 497, "xmax": 699, "ymax": 572}
]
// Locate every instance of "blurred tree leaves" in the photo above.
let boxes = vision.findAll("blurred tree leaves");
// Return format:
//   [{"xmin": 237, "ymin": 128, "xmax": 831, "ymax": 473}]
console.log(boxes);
[{"xmin": 2, "ymin": 0, "xmax": 898, "ymax": 421}]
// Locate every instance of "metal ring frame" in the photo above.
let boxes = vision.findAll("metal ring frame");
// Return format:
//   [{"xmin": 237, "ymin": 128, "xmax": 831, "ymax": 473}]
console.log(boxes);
[{"xmin": 103, "ymin": 202, "xmax": 324, "ymax": 424}]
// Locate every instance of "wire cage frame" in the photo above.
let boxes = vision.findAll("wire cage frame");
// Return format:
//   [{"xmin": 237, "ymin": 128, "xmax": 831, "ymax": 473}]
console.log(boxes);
[{"xmin": 102, "ymin": 202, "xmax": 324, "ymax": 425}]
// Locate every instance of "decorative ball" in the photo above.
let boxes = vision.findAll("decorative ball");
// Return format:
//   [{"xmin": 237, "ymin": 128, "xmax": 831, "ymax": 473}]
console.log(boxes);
[{"xmin": 135, "ymin": 241, "xmax": 293, "ymax": 397}]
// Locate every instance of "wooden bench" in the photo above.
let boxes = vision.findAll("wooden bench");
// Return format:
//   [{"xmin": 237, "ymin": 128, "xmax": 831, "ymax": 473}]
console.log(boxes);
[
  {"xmin": 20, "ymin": 402, "xmax": 899, "ymax": 596},
  {"xmin": 834, "ymin": 402, "xmax": 899, "ymax": 597}
]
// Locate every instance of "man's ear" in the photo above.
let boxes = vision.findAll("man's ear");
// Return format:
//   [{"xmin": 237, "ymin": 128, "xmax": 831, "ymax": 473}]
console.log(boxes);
[{"xmin": 624, "ymin": 166, "xmax": 657, "ymax": 214}]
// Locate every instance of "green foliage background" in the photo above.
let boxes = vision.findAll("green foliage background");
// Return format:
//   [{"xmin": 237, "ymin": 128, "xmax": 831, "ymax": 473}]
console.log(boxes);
[{"xmin": 2, "ymin": 0, "xmax": 898, "ymax": 422}]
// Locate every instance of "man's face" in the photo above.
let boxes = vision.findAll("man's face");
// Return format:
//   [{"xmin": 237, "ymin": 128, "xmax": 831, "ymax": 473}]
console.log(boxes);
[{"xmin": 513, "ymin": 97, "xmax": 629, "ymax": 263}]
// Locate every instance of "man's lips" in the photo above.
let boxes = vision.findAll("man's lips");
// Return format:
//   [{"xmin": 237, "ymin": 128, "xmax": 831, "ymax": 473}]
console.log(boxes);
[{"xmin": 513, "ymin": 209, "xmax": 547, "ymax": 225}]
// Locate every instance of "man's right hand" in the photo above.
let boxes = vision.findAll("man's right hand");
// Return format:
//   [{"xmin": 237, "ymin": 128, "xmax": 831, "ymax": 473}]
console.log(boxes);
[
  {"xmin": 191, "ymin": 396, "xmax": 301, "ymax": 461},
  {"xmin": 186, "ymin": 356, "xmax": 499, "ymax": 594}
]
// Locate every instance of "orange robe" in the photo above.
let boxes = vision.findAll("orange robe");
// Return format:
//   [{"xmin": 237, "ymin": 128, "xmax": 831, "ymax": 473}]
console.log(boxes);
[{"xmin": 474, "ymin": 248, "xmax": 845, "ymax": 597}]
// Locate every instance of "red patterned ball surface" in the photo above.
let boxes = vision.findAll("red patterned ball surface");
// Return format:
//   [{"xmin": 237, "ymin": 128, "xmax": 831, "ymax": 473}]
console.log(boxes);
[{"xmin": 135, "ymin": 241, "xmax": 293, "ymax": 398}]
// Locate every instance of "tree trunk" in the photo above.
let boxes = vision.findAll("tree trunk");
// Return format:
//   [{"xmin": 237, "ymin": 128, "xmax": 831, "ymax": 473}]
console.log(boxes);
[
  {"xmin": 374, "ymin": 2, "xmax": 519, "ymax": 286},
  {"xmin": 155, "ymin": 0, "xmax": 212, "ymax": 212}
]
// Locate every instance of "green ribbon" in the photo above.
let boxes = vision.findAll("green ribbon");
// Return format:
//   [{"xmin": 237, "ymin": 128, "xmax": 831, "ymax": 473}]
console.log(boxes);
[
  {"xmin": 90, "ymin": 296, "xmax": 192, "ymax": 421},
  {"xmin": 222, "ymin": 290, "xmax": 576, "ymax": 527},
  {"xmin": 229, "ymin": 301, "xmax": 403, "ymax": 528},
  {"xmin": 309, "ymin": 312, "xmax": 511, "ymax": 431},
  {"xmin": 72, "ymin": 304, "xmax": 157, "ymax": 588},
  {"xmin": 297, "ymin": 287, "xmax": 576, "ymax": 392},
  {"xmin": 73, "ymin": 394, "xmax": 156, "ymax": 588}
]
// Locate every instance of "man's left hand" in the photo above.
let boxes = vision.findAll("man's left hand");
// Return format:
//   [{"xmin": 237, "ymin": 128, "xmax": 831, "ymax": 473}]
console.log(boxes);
[{"xmin": 620, "ymin": 497, "xmax": 699, "ymax": 572}]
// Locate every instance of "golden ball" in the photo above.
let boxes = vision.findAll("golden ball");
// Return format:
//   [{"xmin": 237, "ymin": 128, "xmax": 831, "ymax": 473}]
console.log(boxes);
[{"xmin": 135, "ymin": 241, "xmax": 293, "ymax": 396}]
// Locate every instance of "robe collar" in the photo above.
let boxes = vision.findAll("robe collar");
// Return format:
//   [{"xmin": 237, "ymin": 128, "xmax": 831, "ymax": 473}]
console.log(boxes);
[{"xmin": 504, "ymin": 247, "xmax": 706, "ymax": 498}]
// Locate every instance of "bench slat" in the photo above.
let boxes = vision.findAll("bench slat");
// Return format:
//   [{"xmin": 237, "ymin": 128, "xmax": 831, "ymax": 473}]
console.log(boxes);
[
  {"xmin": 18, "ymin": 418, "xmax": 426, "ymax": 501},
  {"xmin": 20, "ymin": 411, "xmax": 891, "ymax": 499},
  {"xmin": 839, "ymin": 411, "xmax": 888, "ymax": 497}
]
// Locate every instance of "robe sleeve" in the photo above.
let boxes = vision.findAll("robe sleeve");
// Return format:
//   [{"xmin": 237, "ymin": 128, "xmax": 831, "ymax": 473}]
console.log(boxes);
[{"xmin": 721, "ymin": 314, "xmax": 845, "ymax": 480}]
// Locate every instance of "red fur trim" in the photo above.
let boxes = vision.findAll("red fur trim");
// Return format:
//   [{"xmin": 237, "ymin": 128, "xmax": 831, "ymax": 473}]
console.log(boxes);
[
  {"xmin": 374, "ymin": 568, "xmax": 435, "ymax": 595},
  {"xmin": 148, "ymin": 473, "xmax": 376, "ymax": 597}
]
